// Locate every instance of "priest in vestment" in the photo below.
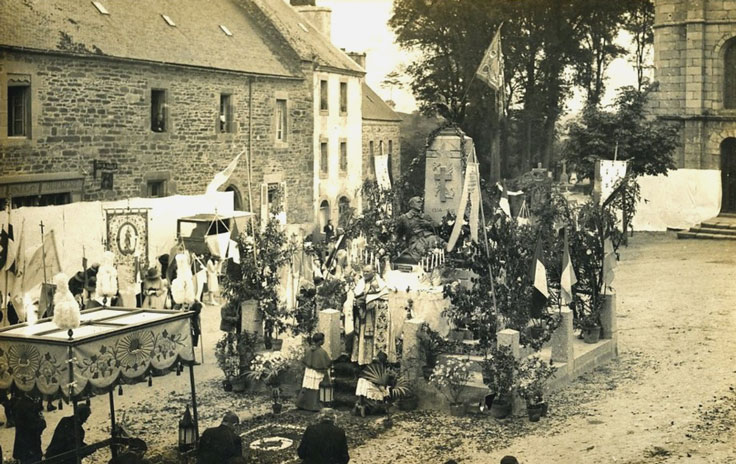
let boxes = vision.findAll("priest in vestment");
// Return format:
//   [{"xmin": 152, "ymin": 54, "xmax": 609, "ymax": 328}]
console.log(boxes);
[{"xmin": 351, "ymin": 264, "xmax": 395, "ymax": 365}]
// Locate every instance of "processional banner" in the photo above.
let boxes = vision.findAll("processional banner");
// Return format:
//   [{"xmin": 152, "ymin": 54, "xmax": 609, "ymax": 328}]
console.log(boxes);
[
  {"xmin": 374, "ymin": 154, "xmax": 392, "ymax": 190},
  {"xmin": 105, "ymin": 208, "xmax": 149, "ymax": 301}
]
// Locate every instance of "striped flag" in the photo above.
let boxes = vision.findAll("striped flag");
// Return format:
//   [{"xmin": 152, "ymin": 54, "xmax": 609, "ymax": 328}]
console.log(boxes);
[
  {"xmin": 560, "ymin": 229, "xmax": 577, "ymax": 305},
  {"xmin": 530, "ymin": 236, "xmax": 549, "ymax": 317}
]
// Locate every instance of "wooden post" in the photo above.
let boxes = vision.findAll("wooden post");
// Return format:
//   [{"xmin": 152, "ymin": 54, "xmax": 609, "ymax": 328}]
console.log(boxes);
[{"xmin": 109, "ymin": 390, "xmax": 118, "ymax": 459}]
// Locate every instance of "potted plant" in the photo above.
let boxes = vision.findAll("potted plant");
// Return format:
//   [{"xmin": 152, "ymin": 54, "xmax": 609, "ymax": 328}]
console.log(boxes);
[
  {"xmin": 417, "ymin": 324, "xmax": 445, "ymax": 380},
  {"xmin": 481, "ymin": 346, "xmax": 519, "ymax": 419},
  {"xmin": 215, "ymin": 332, "xmax": 240, "ymax": 391},
  {"xmin": 360, "ymin": 363, "xmax": 412, "ymax": 427},
  {"xmin": 517, "ymin": 356, "xmax": 557, "ymax": 421},
  {"xmin": 428, "ymin": 356, "xmax": 473, "ymax": 416},
  {"xmin": 246, "ymin": 347, "xmax": 299, "ymax": 413}
]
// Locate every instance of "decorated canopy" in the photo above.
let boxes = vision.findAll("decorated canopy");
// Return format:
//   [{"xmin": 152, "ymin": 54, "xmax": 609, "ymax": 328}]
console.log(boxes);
[{"xmin": 0, "ymin": 307, "xmax": 194, "ymax": 397}]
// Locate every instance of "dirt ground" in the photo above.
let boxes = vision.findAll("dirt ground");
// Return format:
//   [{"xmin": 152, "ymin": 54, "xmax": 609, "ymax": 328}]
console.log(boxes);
[{"xmin": 1, "ymin": 232, "xmax": 734, "ymax": 463}]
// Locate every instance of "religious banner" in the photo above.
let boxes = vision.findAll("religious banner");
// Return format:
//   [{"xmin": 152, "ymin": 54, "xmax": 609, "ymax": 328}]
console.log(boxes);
[
  {"xmin": 106, "ymin": 208, "xmax": 149, "ymax": 299},
  {"xmin": 595, "ymin": 160, "xmax": 628, "ymax": 204},
  {"xmin": 374, "ymin": 154, "xmax": 392, "ymax": 190}
]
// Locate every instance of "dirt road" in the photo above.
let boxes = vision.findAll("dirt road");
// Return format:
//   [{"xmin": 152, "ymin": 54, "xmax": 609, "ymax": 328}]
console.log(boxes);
[{"xmin": 350, "ymin": 232, "xmax": 736, "ymax": 463}]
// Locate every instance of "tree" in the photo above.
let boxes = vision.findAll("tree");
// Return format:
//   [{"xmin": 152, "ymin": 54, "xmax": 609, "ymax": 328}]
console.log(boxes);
[
  {"xmin": 623, "ymin": 0, "xmax": 655, "ymax": 91},
  {"xmin": 563, "ymin": 84, "xmax": 679, "ymax": 180}
]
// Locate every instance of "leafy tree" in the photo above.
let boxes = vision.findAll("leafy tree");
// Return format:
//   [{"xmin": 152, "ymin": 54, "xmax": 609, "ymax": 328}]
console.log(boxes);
[
  {"xmin": 563, "ymin": 84, "xmax": 679, "ymax": 180},
  {"xmin": 623, "ymin": 0, "xmax": 654, "ymax": 91}
]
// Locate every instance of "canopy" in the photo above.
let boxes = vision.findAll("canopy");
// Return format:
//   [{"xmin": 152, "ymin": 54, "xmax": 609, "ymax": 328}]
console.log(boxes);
[{"xmin": 0, "ymin": 307, "xmax": 194, "ymax": 397}]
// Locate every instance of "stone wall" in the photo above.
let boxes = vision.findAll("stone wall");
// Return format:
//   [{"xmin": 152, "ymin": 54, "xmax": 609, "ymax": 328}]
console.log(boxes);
[
  {"xmin": 0, "ymin": 50, "xmax": 315, "ymax": 224},
  {"xmin": 652, "ymin": 0, "xmax": 736, "ymax": 169},
  {"xmin": 362, "ymin": 119, "xmax": 401, "ymax": 185}
]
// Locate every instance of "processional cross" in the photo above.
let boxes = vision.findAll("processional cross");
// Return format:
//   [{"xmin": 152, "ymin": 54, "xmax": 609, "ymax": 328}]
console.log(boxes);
[{"xmin": 434, "ymin": 165, "xmax": 453, "ymax": 202}]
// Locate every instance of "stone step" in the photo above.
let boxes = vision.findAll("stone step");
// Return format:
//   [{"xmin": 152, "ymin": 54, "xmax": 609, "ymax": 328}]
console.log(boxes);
[
  {"xmin": 718, "ymin": 212, "xmax": 736, "ymax": 218},
  {"xmin": 677, "ymin": 231, "xmax": 736, "ymax": 240},
  {"xmin": 690, "ymin": 226, "xmax": 736, "ymax": 236},
  {"xmin": 700, "ymin": 221, "xmax": 736, "ymax": 230}
]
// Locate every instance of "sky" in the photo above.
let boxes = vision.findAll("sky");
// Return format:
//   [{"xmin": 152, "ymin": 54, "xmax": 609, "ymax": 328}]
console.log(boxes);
[{"xmin": 318, "ymin": 0, "xmax": 649, "ymax": 115}]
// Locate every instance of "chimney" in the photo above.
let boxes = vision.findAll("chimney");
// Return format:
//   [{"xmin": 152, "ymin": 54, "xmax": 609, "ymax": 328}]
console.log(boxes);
[
  {"xmin": 346, "ymin": 51, "xmax": 366, "ymax": 70},
  {"xmin": 291, "ymin": 2, "xmax": 332, "ymax": 40}
]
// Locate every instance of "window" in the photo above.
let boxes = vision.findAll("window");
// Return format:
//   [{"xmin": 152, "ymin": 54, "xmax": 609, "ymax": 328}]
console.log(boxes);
[
  {"xmin": 726, "ymin": 41, "xmax": 736, "ymax": 109},
  {"xmin": 339, "ymin": 141, "xmax": 348, "ymax": 172},
  {"xmin": 339, "ymin": 82, "xmax": 347, "ymax": 114},
  {"xmin": 261, "ymin": 181, "xmax": 286, "ymax": 227},
  {"xmin": 369, "ymin": 141, "xmax": 375, "ymax": 176},
  {"xmin": 319, "ymin": 200, "xmax": 330, "ymax": 230},
  {"xmin": 219, "ymin": 94, "xmax": 233, "ymax": 133},
  {"xmin": 320, "ymin": 142, "xmax": 328, "ymax": 174},
  {"xmin": 388, "ymin": 140, "xmax": 393, "ymax": 155},
  {"xmin": 151, "ymin": 89, "xmax": 167, "ymax": 132},
  {"xmin": 7, "ymin": 82, "xmax": 30, "ymax": 137},
  {"xmin": 147, "ymin": 180, "xmax": 166, "ymax": 198},
  {"xmin": 276, "ymin": 99, "xmax": 287, "ymax": 142},
  {"xmin": 388, "ymin": 140, "xmax": 394, "ymax": 181},
  {"xmin": 320, "ymin": 80, "xmax": 328, "ymax": 111}
]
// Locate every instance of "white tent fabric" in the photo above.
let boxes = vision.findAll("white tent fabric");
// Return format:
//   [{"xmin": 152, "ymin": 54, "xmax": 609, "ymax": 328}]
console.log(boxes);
[{"xmin": 632, "ymin": 169, "xmax": 721, "ymax": 231}]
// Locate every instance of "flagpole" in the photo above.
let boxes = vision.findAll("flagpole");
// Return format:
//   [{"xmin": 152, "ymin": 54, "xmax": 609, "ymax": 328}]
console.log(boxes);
[
  {"xmin": 2, "ymin": 200, "xmax": 10, "ymax": 327},
  {"xmin": 472, "ymin": 149, "xmax": 501, "ymax": 331}
]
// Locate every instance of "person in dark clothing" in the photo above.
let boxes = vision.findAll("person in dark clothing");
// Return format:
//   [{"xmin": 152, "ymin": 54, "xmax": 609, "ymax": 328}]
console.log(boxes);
[
  {"xmin": 46, "ymin": 403, "xmax": 92, "ymax": 464},
  {"xmin": 13, "ymin": 393, "xmax": 46, "ymax": 464},
  {"xmin": 323, "ymin": 220, "xmax": 335, "ymax": 242},
  {"xmin": 500, "ymin": 456, "xmax": 520, "ymax": 464},
  {"xmin": 297, "ymin": 408, "xmax": 349, "ymax": 464},
  {"xmin": 197, "ymin": 412, "xmax": 242, "ymax": 464}
]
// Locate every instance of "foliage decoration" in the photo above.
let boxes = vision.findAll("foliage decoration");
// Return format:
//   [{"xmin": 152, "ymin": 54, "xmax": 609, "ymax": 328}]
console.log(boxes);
[
  {"xmin": 481, "ymin": 345, "xmax": 519, "ymax": 399},
  {"xmin": 428, "ymin": 356, "xmax": 473, "ymax": 405},
  {"xmin": 516, "ymin": 355, "xmax": 556, "ymax": 406}
]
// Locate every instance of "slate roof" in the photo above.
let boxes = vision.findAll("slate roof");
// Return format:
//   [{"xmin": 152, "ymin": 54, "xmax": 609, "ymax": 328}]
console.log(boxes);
[
  {"xmin": 0, "ymin": 0, "xmax": 301, "ymax": 78},
  {"xmin": 362, "ymin": 83, "xmax": 401, "ymax": 122},
  {"xmin": 246, "ymin": 0, "xmax": 364, "ymax": 76}
]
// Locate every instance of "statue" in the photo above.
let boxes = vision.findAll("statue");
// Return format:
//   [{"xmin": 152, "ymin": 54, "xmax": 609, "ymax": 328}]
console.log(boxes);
[{"xmin": 396, "ymin": 197, "xmax": 446, "ymax": 263}]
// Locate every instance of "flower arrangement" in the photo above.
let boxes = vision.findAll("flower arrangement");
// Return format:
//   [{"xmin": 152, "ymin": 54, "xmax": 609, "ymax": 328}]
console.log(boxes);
[
  {"xmin": 517, "ymin": 356, "xmax": 556, "ymax": 406},
  {"xmin": 428, "ymin": 356, "xmax": 473, "ymax": 405},
  {"xmin": 215, "ymin": 332, "xmax": 241, "ymax": 379},
  {"xmin": 481, "ymin": 345, "xmax": 519, "ymax": 400},
  {"xmin": 246, "ymin": 345, "xmax": 301, "ymax": 387}
]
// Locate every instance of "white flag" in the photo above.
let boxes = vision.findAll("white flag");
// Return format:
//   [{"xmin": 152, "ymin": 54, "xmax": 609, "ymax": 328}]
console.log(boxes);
[
  {"xmin": 446, "ymin": 161, "xmax": 480, "ymax": 252},
  {"xmin": 206, "ymin": 152, "xmax": 242, "ymax": 194}
]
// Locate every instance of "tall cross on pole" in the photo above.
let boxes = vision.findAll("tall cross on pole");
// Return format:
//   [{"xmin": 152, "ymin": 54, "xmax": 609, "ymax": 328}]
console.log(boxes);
[{"xmin": 40, "ymin": 220, "xmax": 47, "ymax": 284}]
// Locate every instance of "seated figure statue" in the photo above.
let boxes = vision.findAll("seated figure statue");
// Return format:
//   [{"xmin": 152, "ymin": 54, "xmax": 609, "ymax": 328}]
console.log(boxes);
[{"xmin": 395, "ymin": 197, "xmax": 446, "ymax": 264}]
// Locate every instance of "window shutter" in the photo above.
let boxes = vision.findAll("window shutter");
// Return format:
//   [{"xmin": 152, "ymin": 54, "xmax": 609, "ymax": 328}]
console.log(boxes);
[
  {"xmin": 260, "ymin": 183, "xmax": 269, "ymax": 230},
  {"xmin": 228, "ymin": 103, "xmax": 234, "ymax": 133},
  {"xmin": 280, "ymin": 181, "xmax": 288, "ymax": 224}
]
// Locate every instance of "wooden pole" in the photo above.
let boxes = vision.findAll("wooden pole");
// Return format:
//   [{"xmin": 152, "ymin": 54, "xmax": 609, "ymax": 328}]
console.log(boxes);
[
  {"xmin": 40, "ymin": 221, "xmax": 47, "ymax": 283},
  {"xmin": 109, "ymin": 390, "xmax": 118, "ymax": 459},
  {"xmin": 188, "ymin": 362, "xmax": 200, "ymax": 442}
]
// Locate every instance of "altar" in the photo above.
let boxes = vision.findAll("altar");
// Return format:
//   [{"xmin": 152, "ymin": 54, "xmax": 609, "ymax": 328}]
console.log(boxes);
[{"xmin": 384, "ymin": 269, "xmax": 451, "ymax": 337}]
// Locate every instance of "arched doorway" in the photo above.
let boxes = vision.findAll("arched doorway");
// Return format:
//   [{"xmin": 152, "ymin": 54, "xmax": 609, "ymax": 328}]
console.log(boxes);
[
  {"xmin": 225, "ymin": 185, "xmax": 243, "ymax": 211},
  {"xmin": 338, "ymin": 196, "xmax": 351, "ymax": 229},
  {"xmin": 319, "ymin": 200, "xmax": 330, "ymax": 231},
  {"xmin": 721, "ymin": 138, "xmax": 736, "ymax": 213}
]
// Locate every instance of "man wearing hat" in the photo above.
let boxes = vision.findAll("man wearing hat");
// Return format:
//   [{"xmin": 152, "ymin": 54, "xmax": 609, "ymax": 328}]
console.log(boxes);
[
  {"xmin": 46, "ymin": 403, "xmax": 93, "ymax": 464},
  {"xmin": 297, "ymin": 408, "xmax": 349, "ymax": 464},
  {"xmin": 197, "ymin": 412, "xmax": 243, "ymax": 464},
  {"xmin": 142, "ymin": 267, "xmax": 168, "ymax": 309}
]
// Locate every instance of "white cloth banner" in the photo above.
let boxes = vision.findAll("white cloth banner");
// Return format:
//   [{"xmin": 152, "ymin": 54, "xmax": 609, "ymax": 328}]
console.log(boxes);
[
  {"xmin": 205, "ymin": 231, "xmax": 231, "ymax": 258},
  {"xmin": 374, "ymin": 154, "xmax": 392, "ymax": 190},
  {"xmin": 632, "ymin": 169, "xmax": 722, "ymax": 231},
  {"xmin": 446, "ymin": 162, "xmax": 480, "ymax": 251},
  {"xmin": 0, "ymin": 192, "xmax": 234, "ymax": 304},
  {"xmin": 596, "ymin": 160, "xmax": 628, "ymax": 203}
]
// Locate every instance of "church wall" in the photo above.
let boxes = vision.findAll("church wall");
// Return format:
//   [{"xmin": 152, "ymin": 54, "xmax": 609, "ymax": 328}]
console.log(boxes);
[
  {"xmin": 0, "ymin": 49, "xmax": 315, "ymax": 224},
  {"xmin": 653, "ymin": 0, "xmax": 736, "ymax": 170}
]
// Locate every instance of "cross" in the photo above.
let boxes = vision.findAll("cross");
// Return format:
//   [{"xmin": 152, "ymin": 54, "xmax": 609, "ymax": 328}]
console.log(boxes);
[{"xmin": 434, "ymin": 165, "xmax": 453, "ymax": 202}]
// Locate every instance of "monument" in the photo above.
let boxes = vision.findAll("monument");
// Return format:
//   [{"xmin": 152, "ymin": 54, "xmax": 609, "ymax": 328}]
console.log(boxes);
[{"xmin": 423, "ymin": 127, "xmax": 475, "ymax": 223}]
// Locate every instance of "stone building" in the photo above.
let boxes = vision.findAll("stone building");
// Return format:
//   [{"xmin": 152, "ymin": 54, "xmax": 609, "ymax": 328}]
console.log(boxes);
[
  {"xmin": 262, "ymin": 0, "xmax": 365, "ymax": 232},
  {"xmin": 652, "ymin": 0, "xmax": 736, "ymax": 213},
  {"xmin": 348, "ymin": 52, "xmax": 402, "ymax": 188},
  {"xmin": 0, "ymin": 0, "xmax": 320, "ymax": 224}
]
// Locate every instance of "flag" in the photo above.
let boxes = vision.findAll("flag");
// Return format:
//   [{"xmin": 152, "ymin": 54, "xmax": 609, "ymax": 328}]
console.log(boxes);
[
  {"xmin": 498, "ymin": 183, "xmax": 511, "ymax": 217},
  {"xmin": 530, "ymin": 236, "xmax": 549, "ymax": 317},
  {"xmin": 0, "ymin": 202, "xmax": 17, "ymax": 271},
  {"xmin": 602, "ymin": 238, "xmax": 617, "ymax": 289},
  {"xmin": 476, "ymin": 24, "xmax": 504, "ymax": 92},
  {"xmin": 205, "ymin": 152, "xmax": 242, "ymax": 194},
  {"xmin": 22, "ymin": 230, "xmax": 62, "ymax": 294},
  {"xmin": 205, "ymin": 232, "xmax": 231, "ymax": 258},
  {"xmin": 560, "ymin": 229, "xmax": 577, "ymax": 305}
]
